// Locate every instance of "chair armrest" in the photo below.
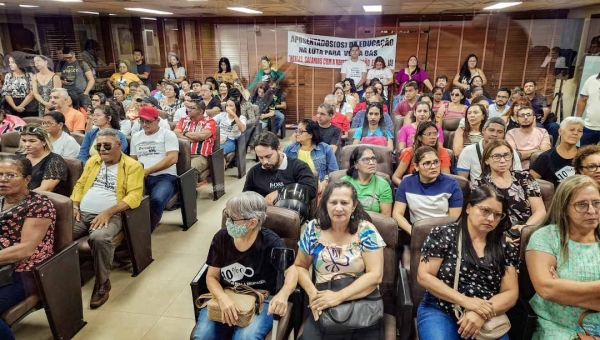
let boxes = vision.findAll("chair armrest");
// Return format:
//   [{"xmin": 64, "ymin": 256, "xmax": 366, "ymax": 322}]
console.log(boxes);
[
  {"xmin": 397, "ymin": 267, "xmax": 413, "ymax": 340},
  {"xmin": 507, "ymin": 296, "xmax": 538, "ymax": 340},
  {"xmin": 190, "ymin": 263, "xmax": 209, "ymax": 321}
]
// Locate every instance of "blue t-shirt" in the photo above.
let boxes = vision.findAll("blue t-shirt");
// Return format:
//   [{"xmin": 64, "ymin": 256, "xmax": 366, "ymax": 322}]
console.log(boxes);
[
  {"xmin": 353, "ymin": 126, "xmax": 393, "ymax": 140},
  {"xmin": 395, "ymin": 173, "xmax": 463, "ymax": 223}
]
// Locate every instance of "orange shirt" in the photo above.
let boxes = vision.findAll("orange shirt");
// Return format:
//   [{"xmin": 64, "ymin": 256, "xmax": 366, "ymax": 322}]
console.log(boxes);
[
  {"xmin": 64, "ymin": 108, "xmax": 86, "ymax": 132},
  {"xmin": 400, "ymin": 145, "xmax": 451, "ymax": 174}
]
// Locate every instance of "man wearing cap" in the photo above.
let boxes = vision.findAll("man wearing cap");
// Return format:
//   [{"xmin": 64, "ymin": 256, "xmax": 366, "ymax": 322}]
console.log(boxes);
[
  {"xmin": 248, "ymin": 56, "xmax": 285, "ymax": 91},
  {"xmin": 131, "ymin": 96, "xmax": 172, "ymax": 134},
  {"xmin": 174, "ymin": 100, "xmax": 217, "ymax": 187},
  {"xmin": 130, "ymin": 106, "xmax": 179, "ymax": 232}
]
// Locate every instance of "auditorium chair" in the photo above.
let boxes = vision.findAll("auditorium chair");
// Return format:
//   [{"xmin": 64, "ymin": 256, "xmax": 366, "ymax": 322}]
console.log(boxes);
[
  {"xmin": 446, "ymin": 147, "xmax": 456, "ymax": 174},
  {"xmin": 77, "ymin": 196, "xmax": 153, "ymax": 278},
  {"xmin": 63, "ymin": 157, "xmax": 83, "ymax": 196},
  {"xmin": 1, "ymin": 191, "xmax": 86, "ymax": 340},
  {"xmin": 71, "ymin": 132, "xmax": 85, "ymax": 146},
  {"xmin": 206, "ymin": 126, "xmax": 226, "ymax": 201},
  {"xmin": 0, "ymin": 131, "xmax": 20, "ymax": 153},
  {"xmin": 529, "ymin": 150, "xmax": 544, "ymax": 167},
  {"xmin": 22, "ymin": 117, "xmax": 44, "ymax": 125},
  {"xmin": 537, "ymin": 179, "xmax": 555, "ymax": 211},
  {"xmin": 267, "ymin": 110, "xmax": 285, "ymax": 139},
  {"xmin": 328, "ymin": 169, "xmax": 392, "ymax": 186},
  {"xmin": 445, "ymin": 130, "xmax": 455, "ymax": 150},
  {"xmin": 190, "ymin": 206, "xmax": 303, "ymax": 340},
  {"xmin": 442, "ymin": 117, "xmax": 461, "ymax": 131},
  {"xmin": 339, "ymin": 144, "xmax": 393, "ymax": 175},
  {"xmin": 164, "ymin": 138, "xmax": 198, "ymax": 231}
]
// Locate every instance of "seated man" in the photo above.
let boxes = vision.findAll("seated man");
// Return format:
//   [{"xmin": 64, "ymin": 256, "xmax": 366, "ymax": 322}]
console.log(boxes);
[
  {"xmin": 244, "ymin": 131, "xmax": 317, "ymax": 205},
  {"xmin": 393, "ymin": 80, "xmax": 419, "ymax": 116},
  {"xmin": 130, "ymin": 106, "xmax": 179, "ymax": 232},
  {"xmin": 506, "ymin": 105, "xmax": 552, "ymax": 169},
  {"xmin": 71, "ymin": 128, "xmax": 144, "ymax": 308},
  {"xmin": 48, "ymin": 88, "xmax": 86, "ymax": 134},
  {"xmin": 173, "ymin": 100, "xmax": 217, "ymax": 187},
  {"xmin": 309, "ymin": 103, "xmax": 341, "ymax": 154}
]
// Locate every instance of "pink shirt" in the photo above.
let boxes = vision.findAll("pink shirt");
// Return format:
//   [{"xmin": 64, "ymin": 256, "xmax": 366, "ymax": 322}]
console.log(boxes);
[
  {"xmin": 394, "ymin": 99, "xmax": 417, "ymax": 116},
  {"xmin": 0, "ymin": 115, "xmax": 26, "ymax": 134},
  {"xmin": 505, "ymin": 127, "xmax": 550, "ymax": 169},
  {"xmin": 397, "ymin": 123, "xmax": 444, "ymax": 148}
]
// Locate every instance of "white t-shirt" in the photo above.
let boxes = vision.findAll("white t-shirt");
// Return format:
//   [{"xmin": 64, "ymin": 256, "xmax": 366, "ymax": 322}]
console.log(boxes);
[
  {"xmin": 580, "ymin": 74, "xmax": 600, "ymax": 130},
  {"xmin": 130, "ymin": 127, "xmax": 179, "ymax": 176},
  {"xmin": 52, "ymin": 132, "xmax": 80, "ymax": 159},
  {"xmin": 80, "ymin": 163, "xmax": 119, "ymax": 214},
  {"xmin": 487, "ymin": 104, "xmax": 510, "ymax": 119},
  {"xmin": 214, "ymin": 112, "xmax": 247, "ymax": 140},
  {"xmin": 120, "ymin": 120, "xmax": 132, "ymax": 136},
  {"xmin": 131, "ymin": 118, "xmax": 171, "ymax": 134},
  {"xmin": 456, "ymin": 140, "xmax": 522, "ymax": 182},
  {"xmin": 341, "ymin": 59, "xmax": 367, "ymax": 91},
  {"xmin": 173, "ymin": 106, "xmax": 187, "ymax": 123},
  {"xmin": 367, "ymin": 68, "xmax": 393, "ymax": 97}
]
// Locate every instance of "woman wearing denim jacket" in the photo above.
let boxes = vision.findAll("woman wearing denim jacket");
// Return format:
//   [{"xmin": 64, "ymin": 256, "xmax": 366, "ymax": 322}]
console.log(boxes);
[
  {"xmin": 77, "ymin": 105, "xmax": 129, "ymax": 164},
  {"xmin": 284, "ymin": 119, "xmax": 338, "ymax": 195}
]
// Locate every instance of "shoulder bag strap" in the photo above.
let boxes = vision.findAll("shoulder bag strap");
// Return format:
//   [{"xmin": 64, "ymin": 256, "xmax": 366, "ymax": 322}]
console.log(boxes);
[
  {"xmin": 476, "ymin": 143, "xmax": 482, "ymax": 162},
  {"xmin": 578, "ymin": 310, "xmax": 600, "ymax": 336},
  {"xmin": 453, "ymin": 229, "xmax": 464, "ymax": 319}
]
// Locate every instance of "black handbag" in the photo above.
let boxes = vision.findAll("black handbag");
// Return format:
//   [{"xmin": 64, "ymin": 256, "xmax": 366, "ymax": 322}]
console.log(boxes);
[
  {"xmin": 315, "ymin": 273, "xmax": 384, "ymax": 334},
  {"xmin": 0, "ymin": 244, "xmax": 13, "ymax": 288}
]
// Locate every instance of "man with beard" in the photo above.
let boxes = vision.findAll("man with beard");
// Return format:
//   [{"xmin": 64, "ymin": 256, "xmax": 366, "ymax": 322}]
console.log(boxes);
[
  {"xmin": 506, "ymin": 106, "xmax": 552, "ymax": 169},
  {"xmin": 243, "ymin": 131, "xmax": 317, "ymax": 205},
  {"xmin": 523, "ymin": 79, "xmax": 559, "ymax": 146},
  {"xmin": 488, "ymin": 87, "xmax": 511, "ymax": 118}
]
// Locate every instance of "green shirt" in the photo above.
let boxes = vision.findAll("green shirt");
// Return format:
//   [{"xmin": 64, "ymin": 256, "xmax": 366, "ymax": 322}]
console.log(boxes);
[
  {"xmin": 526, "ymin": 224, "xmax": 600, "ymax": 339},
  {"xmin": 341, "ymin": 174, "xmax": 392, "ymax": 214}
]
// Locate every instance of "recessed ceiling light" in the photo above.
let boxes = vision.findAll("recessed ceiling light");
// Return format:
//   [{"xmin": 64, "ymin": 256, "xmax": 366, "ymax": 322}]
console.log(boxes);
[
  {"xmin": 125, "ymin": 8, "xmax": 173, "ymax": 15},
  {"xmin": 20, "ymin": 4, "xmax": 39, "ymax": 8},
  {"xmin": 363, "ymin": 5, "xmax": 382, "ymax": 12},
  {"xmin": 227, "ymin": 7, "xmax": 262, "ymax": 14},
  {"xmin": 77, "ymin": 11, "xmax": 99, "ymax": 15},
  {"xmin": 483, "ymin": 2, "xmax": 522, "ymax": 10},
  {"xmin": 141, "ymin": 17, "xmax": 157, "ymax": 21}
]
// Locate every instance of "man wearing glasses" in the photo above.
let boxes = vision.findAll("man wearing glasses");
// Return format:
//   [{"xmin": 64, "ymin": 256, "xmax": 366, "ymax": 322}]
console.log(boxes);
[
  {"xmin": 71, "ymin": 128, "xmax": 144, "ymax": 309},
  {"xmin": 131, "ymin": 96, "xmax": 171, "ymax": 134},
  {"xmin": 487, "ymin": 87, "xmax": 512, "ymax": 118},
  {"xmin": 130, "ymin": 106, "xmax": 179, "ymax": 232},
  {"xmin": 505, "ymin": 106, "xmax": 552, "ymax": 169},
  {"xmin": 56, "ymin": 46, "xmax": 95, "ymax": 109}
]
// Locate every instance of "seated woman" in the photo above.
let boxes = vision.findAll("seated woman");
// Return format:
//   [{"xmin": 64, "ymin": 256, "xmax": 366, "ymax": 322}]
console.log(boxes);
[
  {"xmin": 295, "ymin": 181, "xmax": 386, "ymax": 339},
  {"xmin": 473, "ymin": 139, "xmax": 546, "ymax": 233},
  {"xmin": 392, "ymin": 146, "xmax": 463, "ymax": 234},
  {"xmin": 453, "ymin": 103, "xmax": 487, "ymax": 157},
  {"xmin": 397, "ymin": 101, "xmax": 443, "ymax": 152},
  {"xmin": 0, "ymin": 155, "xmax": 57, "ymax": 340},
  {"xmin": 526, "ymin": 175, "xmax": 600, "ymax": 339},
  {"xmin": 435, "ymin": 87, "xmax": 468, "ymax": 126},
  {"xmin": 342, "ymin": 77, "xmax": 359, "ymax": 110},
  {"xmin": 417, "ymin": 185, "xmax": 519, "ymax": 340},
  {"xmin": 352, "ymin": 103, "xmax": 394, "ymax": 150},
  {"xmin": 431, "ymin": 86, "xmax": 449, "ymax": 113},
  {"xmin": 574, "ymin": 144, "xmax": 600, "ymax": 184},
  {"xmin": 353, "ymin": 86, "xmax": 389, "ymax": 114},
  {"xmin": 19, "ymin": 124, "xmax": 69, "ymax": 196},
  {"xmin": 333, "ymin": 87, "xmax": 354, "ymax": 122},
  {"xmin": 213, "ymin": 99, "xmax": 247, "ymax": 156},
  {"xmin": 77, "ymin": 105, "xmax": 129, "ymax": 164},
  {"xmin": 192, "ymin": 191, "xmax": 297, "ymax": 340},
  {"xmin": 0, "ymin": 108, "xmax": 26, "ymax": 134},
  {"xmin": 392, "ymin": 121, "xmax": 451, "ymax": 186},
  {"xmin": 284, "ymin": 119, "xmax": 338, "ymax": 195},
  {"xmin": 341, "ymin": 146, "xmax": 393, "ymax": 216},
  {"xmin": 43, "ymin": 111, "xmax": 80, "ymax": 159},
  {"xmin": 249, "ymin": 81, "xmax": 275, "ymax": 129}
]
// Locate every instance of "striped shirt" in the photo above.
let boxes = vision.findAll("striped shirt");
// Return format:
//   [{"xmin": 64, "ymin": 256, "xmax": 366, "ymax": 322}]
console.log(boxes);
[{"xmin": 175, "ymin": 116, "xmax": 216, "ymax": 156}]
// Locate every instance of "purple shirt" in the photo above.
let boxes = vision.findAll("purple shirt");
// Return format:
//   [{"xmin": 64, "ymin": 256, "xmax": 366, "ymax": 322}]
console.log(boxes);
[{"xmin": 396, "ymin": 68, "xmax": 430, "ymax": 94}]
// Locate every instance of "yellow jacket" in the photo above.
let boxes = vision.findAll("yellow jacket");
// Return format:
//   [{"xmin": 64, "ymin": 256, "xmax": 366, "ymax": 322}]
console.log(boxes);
[{"xmin": 71, "ymin": 153, "xmax": 144, "ymax": 210}]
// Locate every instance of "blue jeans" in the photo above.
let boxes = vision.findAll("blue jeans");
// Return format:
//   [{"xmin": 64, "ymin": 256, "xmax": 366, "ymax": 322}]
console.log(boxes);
[
  {"xmin": 581, "ymin": 126, "xmax": 600, "ymax": 146},
  {"xmin": 193, "ymin": 296, "xmax": 273, "ymax": 340},
  {"xmin": 417, "ymin": 292, "xmax": 509, "ymax": 340},
  {"xmin": 144, "ymin": 174, "xmax": 177, "ymax": 232},
  {"xmin": 0, "ymin": 272, "xmax": 27, "ymax": 340},
  {"xmin": 274, "ymin": 110, "xmax": 285, "ymax": 133},
  {"xmin": 221, "ymin": 138, "xmax": 237, "ymax": 154}
]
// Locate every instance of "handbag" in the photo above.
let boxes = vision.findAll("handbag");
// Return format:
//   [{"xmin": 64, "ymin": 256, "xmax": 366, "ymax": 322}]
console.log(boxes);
[
  {"xmin": 0, "ymin": 244, "xmax": 13, "ymax": 288},
  {"xmin": 195, "ymin": 285, "xmax": 269, "ymax": 328},
  {"xmin": 453, "ymin": 229, "xmax": 511, "ymax": 340},
  {"xmin": 361, "ymin": 136, "xmax": 388, "ymax": 147},
  {"xmin": 574, "ymin": 311, "xmax": 600, "ymax": 340},
  {"xmin": 315, "ymin": 273, "xmax": 384, "ymax": 334}
]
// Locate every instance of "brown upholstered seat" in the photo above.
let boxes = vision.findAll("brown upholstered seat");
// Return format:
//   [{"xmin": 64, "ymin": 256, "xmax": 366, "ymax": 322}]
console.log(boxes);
[
  {"xmin": 208, "ymin": 126, "xmax": 226, "ymax": 200},
  {"xmin": 22, "ymin": 117, "xmax": 44, "ymax": 125},
  {"xmin": 394, "ymin": 115, "xmax": 406, "ymax": 147},
  {"xmin": 447, "ymin": 173, "xmax": 471, "ymax": 203},
  {"xmin": 0, "ymin": 132, "xmax": 20, "ymax": 154},
  {"xmin": 64, "ymin": 157, "xmax": 83, "ymax": 197},
  {"xmin": 537, "ymin": 179, "xmax": 554, "ymax": 211},
  {"xmin": 442, "ymin": 117, "xmax": 461, "ymax": 131},
  {"xmin": 71, "ymin": 132, "xmax": 85, "ymax": 146},
  {"xmin": 339, "ymin": 144, "xmax": 393, "ymax": 176}
]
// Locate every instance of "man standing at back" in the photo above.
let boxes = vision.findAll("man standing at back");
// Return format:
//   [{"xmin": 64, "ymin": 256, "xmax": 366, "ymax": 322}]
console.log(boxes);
[
  {"xmin": 576, "ymin": 73, "xmax": 600, "ymax": 146},
  {"xmin": 56, "ymin": 46, "xmax": 95, "ymax": 109},
  {"xmin": 132, "ymin": 49, "xmax": 152, "ymax": 89},
  {"xmin": 130, "ymin": 106, "xmax": 179, "ymax": 232},
  {"xmin": 341, "ymin": 43, "xmax": 367, "ymax": 98}
]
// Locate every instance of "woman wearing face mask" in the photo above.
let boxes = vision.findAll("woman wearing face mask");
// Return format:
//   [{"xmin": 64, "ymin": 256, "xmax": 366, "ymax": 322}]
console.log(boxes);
[
  {"xmin": 392, "ymin": 145, "xmax": 463, "ymax": 235},
  {"xmin": 435, "ymin": 87, "xmax": 468, "ymax": 125},
  {"xmin": 395, "ymin": 55, "xmax": 433, "ymax": 95},
  {"xmin": 31, "ymin": 55, "xmax": 61, "ymax": 116},
  {"xmin": 77, "ymin": 105, "xmax": 128, "ymax": 164},
  {"xmin": 214, "ymin": 57, "xmax": 239, "ymax": 84},
  {"xmin": 2, "ymin": 54, "xmax": 37, "ymax": 117},
  {"xmin": 192, "ymin": 191, "xmax": 298, "ymax": 340},
  {"xmin": 163, "ymin": 54, "xmax": 186, "ymax": 85},
  {"xmin": 453, "ymin": 104, "xmax": 488, "ymax": 157},
  {"xmin": 397, "ymin": 101, "xmax": 443, "ymax": 152},
  {"xmin": 353, "ymin": 86, "xmax": 389, "ymax": 114},
  {"xmin": 107, "ymin": 60, "xmax": 142, "ymax": 95},
  {"xmin": 352, "ymin": 103, "xmax": 394, "ymax": 150},
  {"xmin": 453, "ymin": 54, "xmax": 487, "ymax": 91}
]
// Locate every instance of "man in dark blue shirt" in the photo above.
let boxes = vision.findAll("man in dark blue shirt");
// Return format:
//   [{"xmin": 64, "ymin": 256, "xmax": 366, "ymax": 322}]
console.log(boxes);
[{"xmin": 132, "ymin": 49, "xmax": 152, "ymax": 89}]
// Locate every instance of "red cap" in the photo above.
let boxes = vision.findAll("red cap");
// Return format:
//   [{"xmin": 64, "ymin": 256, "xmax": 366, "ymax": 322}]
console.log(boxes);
[{"xmin": 138, "ymin": 106, "xmax": 159, "ymax": 121}]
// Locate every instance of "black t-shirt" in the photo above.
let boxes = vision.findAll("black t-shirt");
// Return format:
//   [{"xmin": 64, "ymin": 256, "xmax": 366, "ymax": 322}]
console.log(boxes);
[
  {"xmin": 206, "ymin": 228, "xmax": 285, "ymax": 294},
  {"xmin": 134, "ymin": 61, "xmax": 152, "ymax": 89},
  {"xmin": 205, "ymin": 97, "xmax": 222, "ymax": 110},
  {"xmin": 29, "ymin": 152, "xmax": 69, "ymax": 197},
  {"xmin": 530, "ymin": 148, "xmax": 575, "ymax": 188},
  {"xmin": 318, "ymin": 124, "xmax": 341, "ymax": 147},
  {"xmin": 272, "ymin": 89, "xmax": 286, "ymax": 113}
]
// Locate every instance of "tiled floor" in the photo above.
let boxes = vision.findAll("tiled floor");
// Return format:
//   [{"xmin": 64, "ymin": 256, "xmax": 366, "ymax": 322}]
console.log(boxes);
[{"xmin": 12, "ymin": 140, "xmax": 288, "ymax": 340}]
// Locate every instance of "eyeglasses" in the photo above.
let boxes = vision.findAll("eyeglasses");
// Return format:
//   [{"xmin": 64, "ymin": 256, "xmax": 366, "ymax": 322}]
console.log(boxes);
[
  {"xmin": 490, "ymin": 152, "xmax": 513, "ymax": 162},
  {"xmin": 41, "ymin": 121, "xmax": 56, "ymax": 126},
  {"xmin": 224, "ymin": 211, "xmax": 249, "ymax": 222},
  {"xmin": 0, "ymin": 173, "xmax": 23, "ymax": 180},
  {"xmin": 94, "ymin": 143, "xmax": 113, "ymax": 151},
  {"xmin": 451, "ymin": 93, "xmax": 461, "ymax": 97},
  {"xmin": 295, "ymin": 129, "xmax": 307, "ymax": 134},
  {"xmin": 581, "ymin": 164, "xmax": 600, "ymax": 172},
  {"xmin": 474, "ymin": 204, "xmax": 506, "ymax": 220},
  {"xmin": 517, "ymin": 113, "xmax": 534, "ymax": 118},
  {"xmin": 359, "ymin": 156, "xmax": 378, "ymax": 164},
  {"xmin": 422, "ymin": 132, "xmax": 439, "ymax": 137},
  {"xmin": 91, "ymin": 98, "xmax": 100, "ymax": 102},
  {"xmin": 572, "ymin": 200, "xmax": 600, "ymax": 213},
  {"xmin": 420, "ymin": 159, "xmax": 439, "ymax": 168},
  {"xmin": 140, "ymin": 119, "xmax": 157, "ymax": 125}
]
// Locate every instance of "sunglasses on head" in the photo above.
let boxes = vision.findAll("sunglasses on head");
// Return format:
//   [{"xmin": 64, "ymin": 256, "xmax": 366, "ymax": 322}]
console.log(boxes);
[{"xmin": 94, "ymin": 143, "xmax": 113, "ymax": 151}]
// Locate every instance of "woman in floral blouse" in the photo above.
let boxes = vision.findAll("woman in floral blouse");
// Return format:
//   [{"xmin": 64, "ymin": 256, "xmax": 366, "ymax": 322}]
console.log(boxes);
[
  {"xmin": 0, "ymin": 154, "xmax": 57, "ymax": 340},
  {"xmin": 417, "ymin": 185, "xmax": 519, "ymax": 340}
]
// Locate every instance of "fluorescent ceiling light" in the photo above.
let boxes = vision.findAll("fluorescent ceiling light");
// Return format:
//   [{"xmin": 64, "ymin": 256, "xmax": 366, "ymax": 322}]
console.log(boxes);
[
  {"xmin": 54, "ymin": 0, "xmax": 82, "ymax": 2},
  {"xmin": 109, "ymin": 13, "xmax": 116, "ymax": 16},
  {"xmin": 483, "ymin": 2, "xmax": 522, "ymax": 9},
  {"xmin": 77, "ymin": 11, "xmax": 99, "ymax": 15},
  {"xmin": 20, "ymin": 4, "xmax": 39, "ymax": 7},
  {"xmin": 0, "ymin": 3, "xmax": 4, "ymax": 5},
  {"xmin": 125, "ymin": 8, "xmax": 173, "ymax": 15},
  {"xmin": 227, "ymin": 7, "xmax": 262, "ymax": 14},
  {"xmin": 141, "ymin": 17, "xmax": 157, "ymax": 21},
  {"xmin": 363, "ymin": 5, "xmax": 382, "ymax": 12}
]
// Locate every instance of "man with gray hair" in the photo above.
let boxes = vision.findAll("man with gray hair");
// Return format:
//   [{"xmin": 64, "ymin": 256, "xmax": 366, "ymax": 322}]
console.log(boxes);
[
  {"xmin": 71, "ymin": 128, "xmax": 144, "ymax": 309},
  {"xmin": 457, "ymin": 117, "xmax": 522, "ymax": 181},
  {"xmin": 48, "ymin": 88, "xmax": 86, "ymax": 133},
  {"xmin": 530, "ymin": 116, "xmax": 584, "ymax": 187}
]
